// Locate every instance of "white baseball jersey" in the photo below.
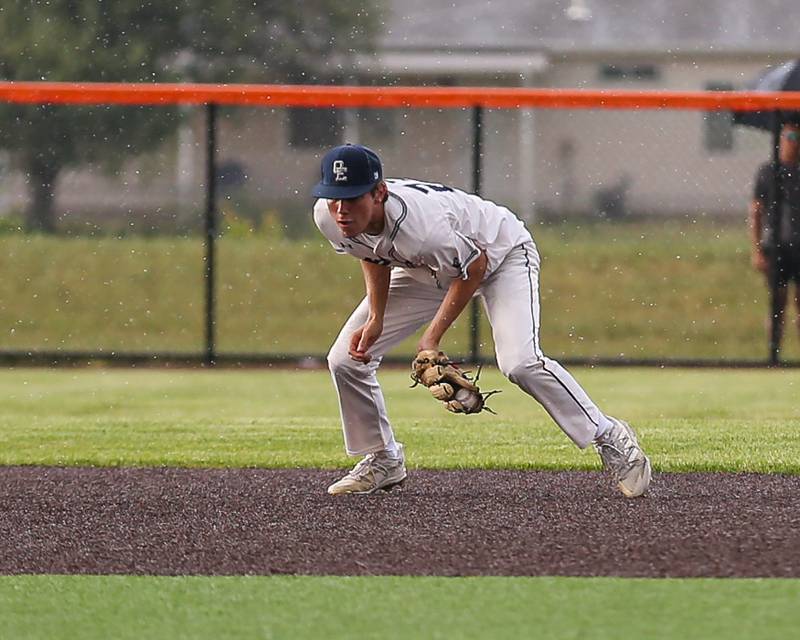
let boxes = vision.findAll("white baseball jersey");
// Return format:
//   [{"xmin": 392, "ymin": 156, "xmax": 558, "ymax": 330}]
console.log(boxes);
[
  {"xmin": 317, "ymin": 177, "xmax": 612, "ymax": 462},
  {"xmin": 313, "ymin": 178, "xmax": 532, "ymax": 289}
]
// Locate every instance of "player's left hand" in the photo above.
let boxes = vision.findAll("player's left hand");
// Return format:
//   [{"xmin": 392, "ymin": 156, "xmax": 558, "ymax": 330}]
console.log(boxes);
[
  {"xmin": 416, "ymin": 337, "xmax": 440, "ymax": 353},
  {"xmin": 410, "ymin": 349, "xmax": 499, "ymax": 414}
]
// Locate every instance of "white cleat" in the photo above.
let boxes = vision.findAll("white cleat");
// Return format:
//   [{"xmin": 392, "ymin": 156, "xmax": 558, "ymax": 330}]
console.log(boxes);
[
  {"xmin": 594, "ymin": 419, "xmax": 651, "ymax": 498},
  {"xmin": 327, "ymin": 444, "xmax": 407, "ymax": 495}
]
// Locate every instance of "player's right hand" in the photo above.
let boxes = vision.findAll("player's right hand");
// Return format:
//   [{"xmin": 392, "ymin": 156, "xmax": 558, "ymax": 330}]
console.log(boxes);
[{"xmin": 348, "ymin": 320, "xmax": 383, "ymax": 363}]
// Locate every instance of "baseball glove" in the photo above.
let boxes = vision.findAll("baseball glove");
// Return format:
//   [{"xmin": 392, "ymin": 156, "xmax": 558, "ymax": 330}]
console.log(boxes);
[{"xmin": 410, "ymin": 349, "xmax": 499, "ymax": 414}]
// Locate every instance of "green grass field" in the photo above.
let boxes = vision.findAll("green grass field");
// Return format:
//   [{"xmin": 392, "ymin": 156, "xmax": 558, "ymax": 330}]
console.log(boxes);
[
  {"xmin": 1, "ymin": 367, "xmax": 799, "ymax": 472},
  {"xmin": 2, "ymin": 220, "xmax": 797, "ymax": 360},
  {"xmin": 2, "ymin": 366, "xmax": 799, "ymax": 639},
  {"xmin": 2, "ymin": 575, "xmax": 798, "ymax": 640}
]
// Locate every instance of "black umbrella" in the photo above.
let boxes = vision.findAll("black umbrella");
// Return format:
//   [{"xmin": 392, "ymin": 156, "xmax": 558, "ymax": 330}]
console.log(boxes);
[
  {"xmin": 733, "ymin": 59, "xmax": 800, "ymax": 364},
  {"xmin": 733, "ymin": 59, "xmax": 800, "ymax": 130}
]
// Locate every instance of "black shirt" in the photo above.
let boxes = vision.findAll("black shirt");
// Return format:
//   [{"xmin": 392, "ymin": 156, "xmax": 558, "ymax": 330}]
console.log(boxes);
[{"xmin": 753, "ymin": 162, "xmax": 800, "ymax": 251}]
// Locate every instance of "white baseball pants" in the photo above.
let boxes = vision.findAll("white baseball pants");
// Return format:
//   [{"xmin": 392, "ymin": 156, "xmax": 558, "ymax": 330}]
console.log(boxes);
[{"xmin": 327, "ymin": 241, "xmax": 607, "ymax": 456}]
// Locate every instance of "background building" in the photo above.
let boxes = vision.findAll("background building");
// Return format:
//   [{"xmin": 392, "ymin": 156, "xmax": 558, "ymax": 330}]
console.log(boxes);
[{"xmin": 2, "ymin": 0, "xmax": 799, "ymax": 229}]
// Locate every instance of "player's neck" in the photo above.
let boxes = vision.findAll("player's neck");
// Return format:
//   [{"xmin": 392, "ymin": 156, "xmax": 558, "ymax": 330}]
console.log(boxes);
[{"xmin": 364, "ymin": 203, "xmax": 386, "ymax": 235}]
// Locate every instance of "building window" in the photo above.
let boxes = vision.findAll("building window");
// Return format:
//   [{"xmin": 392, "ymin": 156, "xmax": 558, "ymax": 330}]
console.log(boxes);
[
  {"xmin": 704, "ymin": 82, "xmax": 734, "ymax": 153},
  {"xmin": 288, "ymin": 108, "xmax": 343, "ymax": 148},
  {"xmin": 599, "ymin": 64, "xmax": 660, "ymax": 82}
]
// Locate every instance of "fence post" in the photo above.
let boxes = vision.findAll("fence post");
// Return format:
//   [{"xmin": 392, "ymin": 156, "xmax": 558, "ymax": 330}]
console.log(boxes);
[
  {"xmin": 469, "ymin": 105, "xmax": 483, "ymax": 363},
  {"xmin": 204, "ymin": 103, "xmax": 218, "ymax": 365}
]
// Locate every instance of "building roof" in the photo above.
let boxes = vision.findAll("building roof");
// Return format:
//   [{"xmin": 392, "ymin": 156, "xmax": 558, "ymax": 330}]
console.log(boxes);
[{"xmin": 379, "ymin": 0, "xmax": 800, "ymax": 54}]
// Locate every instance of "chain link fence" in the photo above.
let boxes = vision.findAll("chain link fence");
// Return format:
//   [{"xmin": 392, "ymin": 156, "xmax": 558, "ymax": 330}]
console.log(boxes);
[{"xmin": 0, "ymin": 100, "xmax": 796, "ymax": 364}]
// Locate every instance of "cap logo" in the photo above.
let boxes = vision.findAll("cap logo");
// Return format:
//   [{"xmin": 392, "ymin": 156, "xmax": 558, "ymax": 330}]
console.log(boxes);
[{"xmin": 332, "ymin": 160, "xmax": 348, "ymax": 182}]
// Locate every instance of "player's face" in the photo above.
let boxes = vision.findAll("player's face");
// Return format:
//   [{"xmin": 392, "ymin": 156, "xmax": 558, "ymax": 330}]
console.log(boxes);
[{"xmin": 327, "ymin": 184, "xmax": 386, "ymax": 237}]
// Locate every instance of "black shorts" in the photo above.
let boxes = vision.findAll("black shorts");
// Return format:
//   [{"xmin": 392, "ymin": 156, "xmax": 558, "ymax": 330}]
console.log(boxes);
[{"xmin": 767, "ymin": 249, "xmax": 800, "ymax": 286}]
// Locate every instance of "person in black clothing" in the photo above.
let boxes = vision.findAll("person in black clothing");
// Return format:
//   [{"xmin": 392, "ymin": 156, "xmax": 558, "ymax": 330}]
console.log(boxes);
[{"xmin": 749, "ymin": 123, "xmax": 800, "ymax": 356}]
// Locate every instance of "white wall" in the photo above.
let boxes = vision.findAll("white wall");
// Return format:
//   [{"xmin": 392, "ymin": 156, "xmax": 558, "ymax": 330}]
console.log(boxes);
[{"xmin": 530, "ymin": 57, "xmax": 775, "ymax": 219}]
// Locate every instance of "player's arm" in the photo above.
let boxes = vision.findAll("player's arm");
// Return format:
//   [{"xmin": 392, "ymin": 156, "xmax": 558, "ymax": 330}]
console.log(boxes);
[
  {"xmin": 748, "ymin": 197, "xmax": 768, "ymax": 272},
  {"xmin": 349, "ymin": 259, "xmax": 392, "ymax": 363},
  {"xmin": 418, "ymin": 250, "xmax": 488, "ymax": 352}
]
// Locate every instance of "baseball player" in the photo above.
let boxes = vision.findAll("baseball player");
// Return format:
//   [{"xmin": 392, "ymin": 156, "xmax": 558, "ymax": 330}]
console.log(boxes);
[{"xmin": 311, "ymin": 143, "xmax": 651, "ymax": 498}]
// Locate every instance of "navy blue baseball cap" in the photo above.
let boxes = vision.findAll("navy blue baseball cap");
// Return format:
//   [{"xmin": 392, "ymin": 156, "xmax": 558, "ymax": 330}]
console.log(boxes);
[{"xmin": 311, "ymin": 144, "xmax": 383, "ymax": 199}]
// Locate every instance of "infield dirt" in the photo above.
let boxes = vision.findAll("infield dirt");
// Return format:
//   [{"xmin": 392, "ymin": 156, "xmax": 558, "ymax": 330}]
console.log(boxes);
[{"xmin": 1, "ymin": 467, "xmax": 798, "ymax": 577}]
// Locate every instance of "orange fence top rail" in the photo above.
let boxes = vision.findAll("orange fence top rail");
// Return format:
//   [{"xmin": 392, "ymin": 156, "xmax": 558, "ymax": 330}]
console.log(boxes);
[{"xmin": 1, "ymin": 81, "xmax": 800, "ymax": 111}]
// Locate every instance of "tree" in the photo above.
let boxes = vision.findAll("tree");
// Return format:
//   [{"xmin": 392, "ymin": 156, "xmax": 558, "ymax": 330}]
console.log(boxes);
[{"xmin": 0, "ymin": 0, "xmax": 382, "ymax": 232}]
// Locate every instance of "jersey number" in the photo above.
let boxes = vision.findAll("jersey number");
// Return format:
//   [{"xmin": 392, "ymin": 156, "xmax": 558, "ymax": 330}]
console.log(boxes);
[{"xmin": 407, "ymin": 182, "xmax": 454, "ymax": 195}]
